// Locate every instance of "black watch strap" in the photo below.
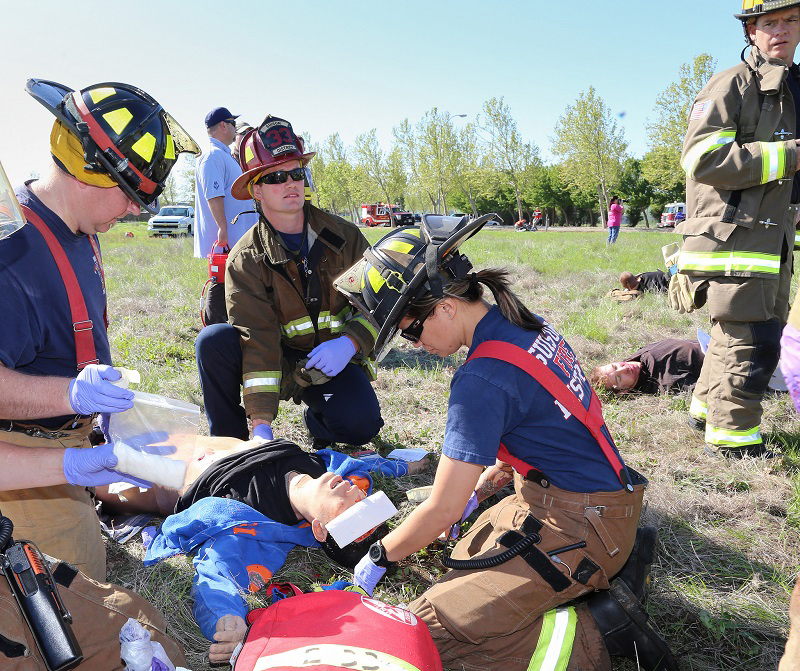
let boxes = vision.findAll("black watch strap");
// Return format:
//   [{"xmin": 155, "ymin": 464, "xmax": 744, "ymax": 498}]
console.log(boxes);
[{"xmin": 369, "ymin": 540, "xmax": 393, "ymax": 568}]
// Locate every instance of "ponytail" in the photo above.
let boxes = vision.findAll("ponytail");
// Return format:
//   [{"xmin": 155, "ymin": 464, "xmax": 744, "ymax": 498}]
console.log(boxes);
[{"xmin": 407, "ymin": 268, "xmax": 543, "ymax": 331}]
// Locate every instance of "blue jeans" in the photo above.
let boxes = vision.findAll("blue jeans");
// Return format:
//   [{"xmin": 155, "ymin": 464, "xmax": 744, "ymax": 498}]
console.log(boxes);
[
  {"xmin": 195, "ymin": 323, "xmax": 383, "ymax": 444},
  {"xmin": 607, "ymin": 226, "xmax": 620, "ymax": 244}
]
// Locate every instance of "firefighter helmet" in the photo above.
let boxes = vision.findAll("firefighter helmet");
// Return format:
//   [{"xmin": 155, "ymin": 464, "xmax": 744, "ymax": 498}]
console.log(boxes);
[
  {"xmin": 335, "ymin": 213, "xmax": 499, "ymax": 360},
  {"xmin": 735, "ymin": 0, "xmax": 800, "ymax": 20},
  {"xmin": 26, "ymin": 79, "xmax": 200, "ymax": 214},
  {"xmin": 231, "ymin": 115, "xmax": 315, "ymax": 200}
]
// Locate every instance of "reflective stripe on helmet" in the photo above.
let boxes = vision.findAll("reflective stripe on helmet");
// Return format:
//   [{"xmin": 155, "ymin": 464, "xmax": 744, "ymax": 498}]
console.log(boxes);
[
  {"xmin": 131, "ymin": 133, "xmax": 157, "ymax": 162},
  {"xmin": 89, "ymin": 86, "xmax": 116, "ymax": 104},
  {"xmin": 705, "ymin": 423, "xmax": 761, "ymax": 447},
  {"xmin": 678, "ymin": 250, "xmax": 781, "ymax": 273},
  {"xmin": 102, "ymin": 108, "xmax": 133, "ymax": 135},
  {"xmin": 681, "ymin": 131, "xmax": 736, "ymax": 178},
  {"xmin": 71, "ymin": 92, "xmax": 159, "ymax": 195},
  {"xmin": 243, "ymin": 371, "xmax": 281, "ymax": 394},
  {"xmin": 527, "ymin": 607, "xmax": 577, "ymax": 671}
]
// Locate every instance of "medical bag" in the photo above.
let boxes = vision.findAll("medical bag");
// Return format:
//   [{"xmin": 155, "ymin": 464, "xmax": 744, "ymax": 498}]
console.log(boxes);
[
  {"xmin": 200, "ymin": 240, "xmax": 230, "ymax": 327},
  {"xmin": 234, "ymin": 588, "xmax": 442, "ymax": 671}
]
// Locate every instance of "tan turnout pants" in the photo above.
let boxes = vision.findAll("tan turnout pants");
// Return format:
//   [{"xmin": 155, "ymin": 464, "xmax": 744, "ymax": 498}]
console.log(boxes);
[
  {"xmin": 691, "ymin": 263, "xmax": 791, "ymax": 449},
  {"xmin": 408, "ymin": 472, "xmax": 643, "ymax": 671},
  {"xmin": 0, "ymin": 421, "xmax": 105, "ymax": 581}
]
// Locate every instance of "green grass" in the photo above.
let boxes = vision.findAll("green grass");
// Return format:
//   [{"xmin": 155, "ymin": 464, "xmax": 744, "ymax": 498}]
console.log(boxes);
[{"xmin": 100, "ymin": 223, "xmax": 799, "ymax": 670}]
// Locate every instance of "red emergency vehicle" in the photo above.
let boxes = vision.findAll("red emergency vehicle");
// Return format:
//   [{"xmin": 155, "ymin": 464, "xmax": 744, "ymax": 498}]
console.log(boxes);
[{"xmin": 361, "ymin": 203, "xmax": 415, "ymax": 227}]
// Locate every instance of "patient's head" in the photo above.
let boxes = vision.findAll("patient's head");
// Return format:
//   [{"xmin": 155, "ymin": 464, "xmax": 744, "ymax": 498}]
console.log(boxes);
[
  {"xmin": 619, "ymin": 271, "xmax": 639, "ymax": 290},
  {"xmin": 290, "ymin": 471, "xmax": 367, "ymax": 539},
  {"xmin": 289, "ymin": 470, "xmax": 387, "ymax": 568},
  {"xmin": 589, "ymin": 360, "xmax": 642, "ymax": 393}
]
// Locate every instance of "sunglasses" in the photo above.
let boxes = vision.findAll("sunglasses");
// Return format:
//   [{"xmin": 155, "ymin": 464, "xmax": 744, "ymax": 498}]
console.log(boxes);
[
  {"xmin": 400, "ymin": 304, "xmax": 437, "ymax": 342},
  {"xmin": 256, "ymin": 167, "xmax": 306, "ymax": 185}
]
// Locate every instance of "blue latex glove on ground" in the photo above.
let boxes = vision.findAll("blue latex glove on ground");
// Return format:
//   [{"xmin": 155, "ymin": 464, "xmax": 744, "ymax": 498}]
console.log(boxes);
[
  {"xmin": 63, "ymin": 443, "xmax": 152, "ymax": 488},
  {"xmin": 253, "ymin": 424, "xmax": 274, "ymax": 441},
  {"xmin": 307, "ymin": 337, "xmax": 356, "ymax": 377},
  {"xmin": 353, "ymin": 553, "xmax": 387, "ymax": 596},
  {"xmin": 444, "ymin": 491, "xmax": 480, "ymax": 540},
  {"xmin": 69, "ymin": 365, "xmax": 134, "ymax": 415},
  {"xmin": 781, "ymin": 324, "xmax": 800, "ymax": 414}
]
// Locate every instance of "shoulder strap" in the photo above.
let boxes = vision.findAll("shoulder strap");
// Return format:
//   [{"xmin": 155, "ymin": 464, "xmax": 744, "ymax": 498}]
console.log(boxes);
[
  {"xmin": 467, "ymin": 340, "xmax": 633, "ymax": 491},
  {"xmin": 21, "ymin": 205, "xmax": 99, "ymax": 371}
]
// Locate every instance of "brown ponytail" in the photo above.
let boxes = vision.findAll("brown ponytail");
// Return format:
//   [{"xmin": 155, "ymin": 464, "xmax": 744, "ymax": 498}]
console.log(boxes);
[{"xmin": 407, "ymin": 268, "xmax": 543, "ymax": 331}]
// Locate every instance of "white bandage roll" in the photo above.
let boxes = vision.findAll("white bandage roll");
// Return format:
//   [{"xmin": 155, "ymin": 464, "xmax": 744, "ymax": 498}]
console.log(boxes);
[{"xmin": 113, "ymin": 442, "xmax": 187, "ymax": 489}]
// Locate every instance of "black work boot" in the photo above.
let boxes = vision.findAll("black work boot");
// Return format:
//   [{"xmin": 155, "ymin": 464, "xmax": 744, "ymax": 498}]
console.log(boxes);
[
  {"xmin": 588, "ymin": 579, "xmax": 678, "ymax": 671},
  {"xmin": 612, "ymin": 526, "xmax": 657, "ymax": 603},
  {"xmin": 687, "ymin": 415, "xmax": 706, "ymax": 432}
]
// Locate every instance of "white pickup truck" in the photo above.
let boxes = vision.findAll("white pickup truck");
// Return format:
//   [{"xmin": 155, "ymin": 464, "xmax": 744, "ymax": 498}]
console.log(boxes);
[{"xmin": 147, "ymin": 205, "xmax": 194, "ymax": 237}]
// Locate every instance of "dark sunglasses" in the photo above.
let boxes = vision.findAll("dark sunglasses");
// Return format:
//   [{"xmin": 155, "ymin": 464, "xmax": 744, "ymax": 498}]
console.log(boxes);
[
  {"xmin": 256, "ymin": 167, "xmax": 306, "ymax": 185},
  {"xmin": 400, "ymin": 304, "xmax": 437, "ymax": 342}
]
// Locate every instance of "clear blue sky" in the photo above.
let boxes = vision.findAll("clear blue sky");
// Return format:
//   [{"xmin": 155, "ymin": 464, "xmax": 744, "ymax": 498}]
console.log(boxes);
[{"xmin": 3, "ymin": 0, "xmax": 743, "ymax": 185}]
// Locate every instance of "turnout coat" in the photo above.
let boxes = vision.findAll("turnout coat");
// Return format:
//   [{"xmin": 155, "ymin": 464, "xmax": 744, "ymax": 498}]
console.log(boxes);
[
  {"xmin": 678, "ymin": 47, "xmax": 799, "ymax": 281},
  {"xmin": 226, "ymin": 204, "xmax": 377, "ymax": 423}
]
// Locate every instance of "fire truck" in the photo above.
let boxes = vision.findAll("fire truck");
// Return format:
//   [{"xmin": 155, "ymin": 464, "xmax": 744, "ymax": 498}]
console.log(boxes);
[{"xmin": 360, "ymin": 203, "xmax": 415, "ymax": 227}]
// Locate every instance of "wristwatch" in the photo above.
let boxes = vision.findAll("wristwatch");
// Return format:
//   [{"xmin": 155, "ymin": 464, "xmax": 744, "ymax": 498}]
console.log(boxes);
[{"xmin": 368, "ymin": 540, "xmax": 394, "ymax": 568}]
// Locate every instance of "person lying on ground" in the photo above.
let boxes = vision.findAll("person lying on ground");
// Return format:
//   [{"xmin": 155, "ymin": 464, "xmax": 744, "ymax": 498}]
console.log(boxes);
[
  {"xmin": 619, "ymin": 270, "xmax": 670, "ymax": 293},
  {"xmin": 140, "ymin": 438, "xmax": 400, "ymax": 663},
  {"xmin": 590, "ymin": 339, "xmax": 704, "ymax": 394}
]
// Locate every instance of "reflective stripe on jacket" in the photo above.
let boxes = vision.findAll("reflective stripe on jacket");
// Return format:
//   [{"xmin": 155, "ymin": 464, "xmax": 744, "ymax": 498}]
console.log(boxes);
[
  {"xmin": 677, "ymin": 47, "xmax": 797, "ymax": 279},
  {"xmin": 226, "ymin": 204, "xmax": 375, "ymax": 422}
]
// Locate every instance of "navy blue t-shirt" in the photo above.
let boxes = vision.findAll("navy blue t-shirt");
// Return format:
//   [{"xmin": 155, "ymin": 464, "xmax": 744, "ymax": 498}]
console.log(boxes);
[
  {"xmin": 0, "ymin": 183, "xmax": 111, "ymax": 426},
  {"xmin": 442, "ymin": 306, "xmax": 626, "ymax": 492}
]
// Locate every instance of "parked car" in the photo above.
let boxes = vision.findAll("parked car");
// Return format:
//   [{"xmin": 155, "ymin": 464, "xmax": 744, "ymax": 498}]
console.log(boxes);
[{"xmin": 147, "ymin": 205, "xmax": 194, "ymax": 237}]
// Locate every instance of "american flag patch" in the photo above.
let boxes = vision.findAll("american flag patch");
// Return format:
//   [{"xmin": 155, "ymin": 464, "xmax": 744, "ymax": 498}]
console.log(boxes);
[{"xmin": 690, "ymin": 101, "xmax": 711, "ymax": 120}]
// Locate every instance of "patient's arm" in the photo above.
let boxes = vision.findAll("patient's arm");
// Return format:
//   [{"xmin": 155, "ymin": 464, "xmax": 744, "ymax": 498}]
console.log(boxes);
[
  {"xmin": 210, "ymin": 615, "xmax": 247, "ymax": 664},
  {"xmin": 95, "ymin": 435, "xmax": 261, "ymax": 515}
]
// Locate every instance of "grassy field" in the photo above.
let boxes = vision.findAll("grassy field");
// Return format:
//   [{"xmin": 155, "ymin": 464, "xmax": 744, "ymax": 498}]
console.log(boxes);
[{"xmin": 102, "ymin": 223, "xmax": 800, "ymax": 671}]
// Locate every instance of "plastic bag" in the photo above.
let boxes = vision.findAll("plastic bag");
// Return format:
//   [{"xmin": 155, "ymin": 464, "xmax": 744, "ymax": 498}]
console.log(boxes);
[
  {"xmin": 108, "ymin": 391, "xmax": 200, "ymax": 491},
  {"xmin": 119, "ymin": 618, "xmax": 176, "ymax": 671}
]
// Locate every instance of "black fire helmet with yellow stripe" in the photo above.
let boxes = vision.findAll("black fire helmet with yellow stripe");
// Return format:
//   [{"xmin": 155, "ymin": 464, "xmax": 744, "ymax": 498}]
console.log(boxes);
[
  {"xmin": 335, "ymin": 213, "xmax": 500, "ymax": 360},
  {"xmin": 26, "ymin": 79, "xmax": 200, "ymax": 214}
]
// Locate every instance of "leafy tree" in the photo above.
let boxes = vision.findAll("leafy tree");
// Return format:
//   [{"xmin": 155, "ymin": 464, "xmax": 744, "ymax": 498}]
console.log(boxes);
[
  {"xmin": 393, "ymin": 118, "xmax": 439, "ymax": 213},
  {"xmin": 353, "ymin": 129, "xmax": 393, "ymax": 206},
  {"xmin": 478, "ymin": 97, "xmax": 540, "ymax": 220},
  {"xmin": 617, "ymin": 158, "xmax": 654, "ymax": 227},
  {"xmin": 526, "ymin": 165, "xmax": 575, "ymax": 227},
  {"xmin": 551, "ymin": 86, "xmax": 627, "ymax": 223},
  {"xmin": 643, "ymin": 53, "xmax": 716, "ymax": 202}
]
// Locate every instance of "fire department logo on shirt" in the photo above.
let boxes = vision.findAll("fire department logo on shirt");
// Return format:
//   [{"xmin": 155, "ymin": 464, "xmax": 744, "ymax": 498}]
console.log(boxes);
[
  {"xmin": 360, "ymin": 597, "xmax": 418, "ymax": 626},
  {"xmin": 690, "ymin": 101, "xmax": 712, "ymax": 121}
]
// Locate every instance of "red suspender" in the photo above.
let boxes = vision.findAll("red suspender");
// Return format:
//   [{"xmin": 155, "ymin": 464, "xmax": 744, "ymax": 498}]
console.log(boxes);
[
  {"xmin": 21, "ymin": 205, "xmax": 99, "ymax": 371},
  {"xmin": 467, "ymin": 340, "xmax": 634, "ymax": 491}
]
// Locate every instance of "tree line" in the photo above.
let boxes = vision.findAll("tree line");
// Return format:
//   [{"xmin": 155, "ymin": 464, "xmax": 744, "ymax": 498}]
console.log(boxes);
[{"xmin": 162, "ymin": 54, "xmax": 716, "ymax": 227}]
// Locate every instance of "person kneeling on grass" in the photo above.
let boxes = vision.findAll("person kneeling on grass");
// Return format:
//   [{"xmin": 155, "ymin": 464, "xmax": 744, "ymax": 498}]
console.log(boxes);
[
  {"xmin": 140, "ymin": 438, "xmax": 392, "ymax": 663},
  {"xmin": 335, "ymin": 215, "xmax": 676, "ymax": 671},
  {"xmin": 590, "ymin": 339, "xmax": 704, "ymax": 394}
]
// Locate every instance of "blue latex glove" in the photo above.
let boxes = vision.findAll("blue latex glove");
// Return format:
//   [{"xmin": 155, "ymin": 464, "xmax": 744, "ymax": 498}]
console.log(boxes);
[
  {"xmin": 445, "ymin": 491, "xmax": 480, "ymax": 540},
  {"xmin": 307, "ymin": 337, "xmax": 356, "ymax": 377},
  {"xmin": 69, "ymin": 365, "xmax": 134, "ymax": 415},
  {"xmin": 353, "ymin": 552, "xmax": 387, "ymax": 596},
  {"xmin": 63, "ymin": 443, "xmax": 152, "ymax": 488},
  {"xmin": 781, "ymin": 324, "xmax": 800, "ymax": 414},
  {"xmin": 253, "ymin": 424, "xmax": 274, "ymax": 441}
]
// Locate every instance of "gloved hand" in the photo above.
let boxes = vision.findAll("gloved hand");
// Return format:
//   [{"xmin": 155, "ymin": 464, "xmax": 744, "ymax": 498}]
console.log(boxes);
[
  {"xmin": 442, "ymin": 491, "xmax": 479, "ymax": 541},
  {"xmin": 69, "ymin": 365, "xmax": 134, "ymax": 415},
  {"xmin": 668, "ymin": 272, "xmax": 696, "ymax": 314},
  {"xmin": 353, "ymin": 552, "xmax": 387, "ymax": 596},
  {"xmin": 307, "ymin": 337, "xmax": 356, "ymax": 377},
  {"xmin": 63, "ymin": 443, "xmax": 152, "ymax": 488},
  {"xmin": 253, "ymin": 424, "xmax": 274, "ymax": 441},
  {"xmin": 781, "ymin": 324, "xmax": 800, "ymax": 414}
]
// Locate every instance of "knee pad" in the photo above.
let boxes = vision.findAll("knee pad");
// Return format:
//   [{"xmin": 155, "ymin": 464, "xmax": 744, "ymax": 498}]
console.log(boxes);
[{"xmin": 744, "ymin": 319, "xmax": 782, "ymax": 394}]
